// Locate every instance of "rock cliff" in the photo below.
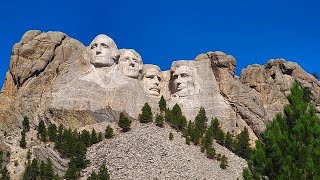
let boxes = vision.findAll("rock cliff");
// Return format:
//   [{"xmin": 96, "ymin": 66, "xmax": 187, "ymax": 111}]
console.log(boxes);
[
  {"xmin": 1, "ymin": 30, "xmax": 320, "ymax": 140},
  {"xmin": 0, "ymin": 30, "xmax": 319, "ymax": 178}
]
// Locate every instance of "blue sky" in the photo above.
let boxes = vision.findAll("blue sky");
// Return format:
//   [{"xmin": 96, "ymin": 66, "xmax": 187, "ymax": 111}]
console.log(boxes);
[{"xmin": 1, "ymin": 0, "xmax": 319, "ymax": 87}]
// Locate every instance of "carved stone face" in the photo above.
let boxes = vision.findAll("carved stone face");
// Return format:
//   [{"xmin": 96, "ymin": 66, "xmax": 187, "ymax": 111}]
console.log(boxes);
[
  {"xmin": 119, "ymin": 50, "xmax": 142, "ymax": 79},
  {"xmin": 172, "ymin": 65, "xmax": 196, "ymax": 97},
  {"xmin": 142, "ymin": 67, "xmax": 161, "ymax": 96},
  {"xmin": 89, "ymin": 35, "xmax": 118, "ymax": 67}
]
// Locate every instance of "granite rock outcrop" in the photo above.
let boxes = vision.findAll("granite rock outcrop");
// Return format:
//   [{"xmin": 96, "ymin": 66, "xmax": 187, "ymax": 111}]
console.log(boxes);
[
  {"xmin": 0, "ymin": 30, "xmax": 319, "ymax": 179},
  {"xmin": 1, "ymin": 30, "xmax": 320, "ymax": 141}
]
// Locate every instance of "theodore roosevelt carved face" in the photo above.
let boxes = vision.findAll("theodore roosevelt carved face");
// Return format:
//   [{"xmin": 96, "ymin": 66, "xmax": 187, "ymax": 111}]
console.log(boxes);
[
  {"xmin": 118, "ymin": 49, "xmax": 143, "ymax": 79},
  {"xmin": 89, "ymin": 34, "xmax": 118, "ymax": 67},
  {"xmin": 142, "ymin": 65, "xmax": 161, "ymax": 96},
  {"xmin": 172, "ymin": 65, "xmax": 197, "ymax": 97}
]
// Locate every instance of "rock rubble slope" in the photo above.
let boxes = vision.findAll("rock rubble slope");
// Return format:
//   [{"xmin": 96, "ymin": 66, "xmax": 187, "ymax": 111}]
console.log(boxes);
[{"xmin": 82, "ymin": 121, "xmax": 247, "ymax": 180}]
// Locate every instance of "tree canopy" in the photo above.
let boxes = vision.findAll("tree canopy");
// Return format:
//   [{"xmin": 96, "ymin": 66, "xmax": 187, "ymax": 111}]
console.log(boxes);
[
  {"xmin": 139, "ymin": 103, "xmax": 153, "ymax": 123},
  {"xmin": 244, "ymin": 81, "xmax": 320, "ymax": 179}
]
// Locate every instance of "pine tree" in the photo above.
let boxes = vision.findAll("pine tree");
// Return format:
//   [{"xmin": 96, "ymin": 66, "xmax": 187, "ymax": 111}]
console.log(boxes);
[
  {"xmin": 72, "ymin": 129, "xmax": 79, "ymax": 140},
  {"xmin": 29, "ymin": 158, "xmax": 39, "ymax": 179},
  {"xmin": 220, "ymin": 155, "xmax": 228, "ymax": 169},
  {"xmin": 242, "ymin": 168, "xmax": 253, "ymax": 180},
  {"xmin": 55, "ymin": 124, "xmax": 64, "ymax": 149},
  {"xmin": 91, "ymin": 129, "xmax": 98, "ymax": 144},
  {"xmin": 234, "ymin": 127, "xmax": 251, "ymax": 159},
  {"xmin": 244, "ymin": 81, "xmax": 320, "ymax": 179},
  {"xmin": 170, "ymin": 103, "xmax": 187, "ymax": 130},
  {"xmin": 88, "ymin": 171, "xmax": 98, "ymax": 180},
  {"xmin": 20, "ymin": 130, "xmax": 27, "ymax": 148},
  {"xmin": 216, "ymin": 129, "xmax": 225, "ymax": 145},
  {"xmin": 159, "ymin": 95, "xmax": 167, "ymax": 112},
  {"xmin": 23, "ymin": 162, "xmax": 31, "ymax": 180},
  {"xmin": 97, "ymin": 164, "xmax": 110, "ymax": 180},
  {"xmin": 210, "ymin": 117, "xmax": 220, "ymax": 138},
  {"xmin": 202, "ymin": 126, "xmax": 213, "ymax": 151},
  {"xmin": 62, "ymin": 128, "xmax": 74, "ymax": 157},
  {"xmin": 37, "ymin": 120, "xmax": 47, "ymax": 141},
  {"xmin": 64, "ymin": 165, "xmax": 78, "ymax": 180},
  {"xmin": 22, "ymin": 116, "xmax": 30, "ymax": 132},
  {"xmin": 39, "ymin": 160, "xmax": 46, "ymax": 179},
  {"xmin": 27, "ymin": 150, "xmax": 31, "ymax": 161},
  {"xmin": 312, "ymin": 72, "xmax": 319, "ymax": 80},
  {"xmin": 80, "ymin": 129, "xmax": 91, "ymax": 147},
  {"xmin": 118, "ymin": 112, "xmax": 131, "ymax": 132},
  {"xmin": 164, "ymin": 108, "xmax": 173, "ymax": 123},
  {"xmin": 0, "ymin": 150, "xmax": 3, "ymax": 163},
  {"xmin": 303, "ymin": 86, "xmax": 312, "ymax": 102},
  {"xmin": 1, "ymin": 166, "xmax": 10, "ymax": 180},
  {"xmin": 189, "ymin": 107, "xmax": 209, "ymax": 145},
  {"xmin": 98, "ymin": 132, "xmax": 103, "ymax": 142},
  {"xmin": 139, "ymin": 103, "xmax": 153, "ymax": 123},
  {"xmin": 224, "ymin": 132, "xmax": 234, "ymax": 150},
  {"xmin": 105, "ymin": 125, "xmax": 114, "ymax": 139},
  {"xmin": 194, "ymin": 107, "xmax": 208, "ymax": 135},
  {"xmin": 206, "ymin": 146, "xmax": 215, "ymax": 159},
  {"xmin": 186, "ymin": 120, "xmax": 193, "ymax": 136},
  {"xmin": 169, "ymin": 132, "xmax": 173, "ymax": 140},
  {"xmin": 65, "ymin": 141, "xmax": 89, "ymax": 180},
  {"xmin": 53, "ymin": 174, "xmax": 61, "ymax": 180},
  {"xmin": 190, "ymin": 125, "xmax": 202, "ymax": 145},
  {"xmin": 48, "ymin": 123, "xmax": 57, "ymax": 142},
  {"xmin": 44, "ymin": 159, "xmax": 55, "ymax": 180},
  {"xmin": 186, "ymin": 136, "xmax": 191, "ymax": 145},
  {"xmin": 155, "ymin": 114, "xmax": 164, "ymax": 127}
]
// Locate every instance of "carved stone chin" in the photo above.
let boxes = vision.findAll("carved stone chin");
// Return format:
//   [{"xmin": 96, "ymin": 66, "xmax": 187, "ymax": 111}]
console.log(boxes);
[
  {"xmin": 172, "ymin": 65, "xmax": 199, "ymax": 97},
  {"xmin": 89, "ymin": 34, "xmax": 118, "ymax": 67},
  {"xmin": 141, "ymin": 65, "xmax": 161, "ymax": 96},
  {"xmin": 119, "ymin": 49, "xmax": 143, "ymax": 79}
]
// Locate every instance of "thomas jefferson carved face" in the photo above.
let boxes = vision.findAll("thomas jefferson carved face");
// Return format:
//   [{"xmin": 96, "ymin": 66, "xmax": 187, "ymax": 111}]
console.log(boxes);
[
  {"xmin": 172, "ymin": 65, "xmax": 196, "ymax": 97},
  {"xmin": 119, "ymin": 49, "xmax": 142, "ymax": 79},
  {"xmin": 142, "ymin": 66, "xmax": 161, "ymax": 96},
  {"xmin": 89, "ymin": 34, "xmax": 118, "ymax": 67}
]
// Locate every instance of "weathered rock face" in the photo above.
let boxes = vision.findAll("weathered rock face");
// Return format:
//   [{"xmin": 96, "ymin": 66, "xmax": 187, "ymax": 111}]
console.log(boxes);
[
  {"xmin": 0, "ymin": 30, "xmax": 84, "ymax": 129},
  {"xmin": 1, "ymin": 30, "xmax": 320, "ymax": 142},
  {"xmin": 1, "ymin": 30, "xmax": 320, "ymax": 179},
  {"xmin": 165, "ymin": 59, "xmax": 237, "ymax": 134},
  {"xmin": 240, "ymin": 59, "xmax": 320, "ymax": 121},
  {"xmin": 33, "ymin": 145, "xmax": 68, "ymax": 176},
  {"xmin": 194, "ymin": 51, "xmax": 262, "ymax": 142}
]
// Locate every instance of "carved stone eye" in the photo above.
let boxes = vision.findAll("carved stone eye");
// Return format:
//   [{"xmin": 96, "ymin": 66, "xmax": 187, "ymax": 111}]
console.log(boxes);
[
  {"xmin": 101, "ymin": 43, "xmax": 108, "ymax": 48},
  {"xmin": 146, "ymin": 75, "xmax": 155, "ymax": 79},
  {"xmin": 173, "ymin": 74, "xmax": 178, "ymax": 79},
  {"xmin": 181, "ymin": 73, "xmax": 189, "ymax": 78},
  {"xmin": 91, "ymin": 45, "xmax": 97, "ymax": 49}
]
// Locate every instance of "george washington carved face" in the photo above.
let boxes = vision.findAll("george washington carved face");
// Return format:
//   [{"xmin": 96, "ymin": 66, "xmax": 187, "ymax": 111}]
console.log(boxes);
[{"xmin": 89, "ymin": 34, "xmax": 118, "ymax": 67}]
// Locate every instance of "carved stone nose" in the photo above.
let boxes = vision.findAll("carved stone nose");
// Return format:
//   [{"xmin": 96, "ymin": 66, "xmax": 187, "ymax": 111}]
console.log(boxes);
[{"xmin": 130, "ymin": 63, "xmax": 135, "ymax": 67}]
